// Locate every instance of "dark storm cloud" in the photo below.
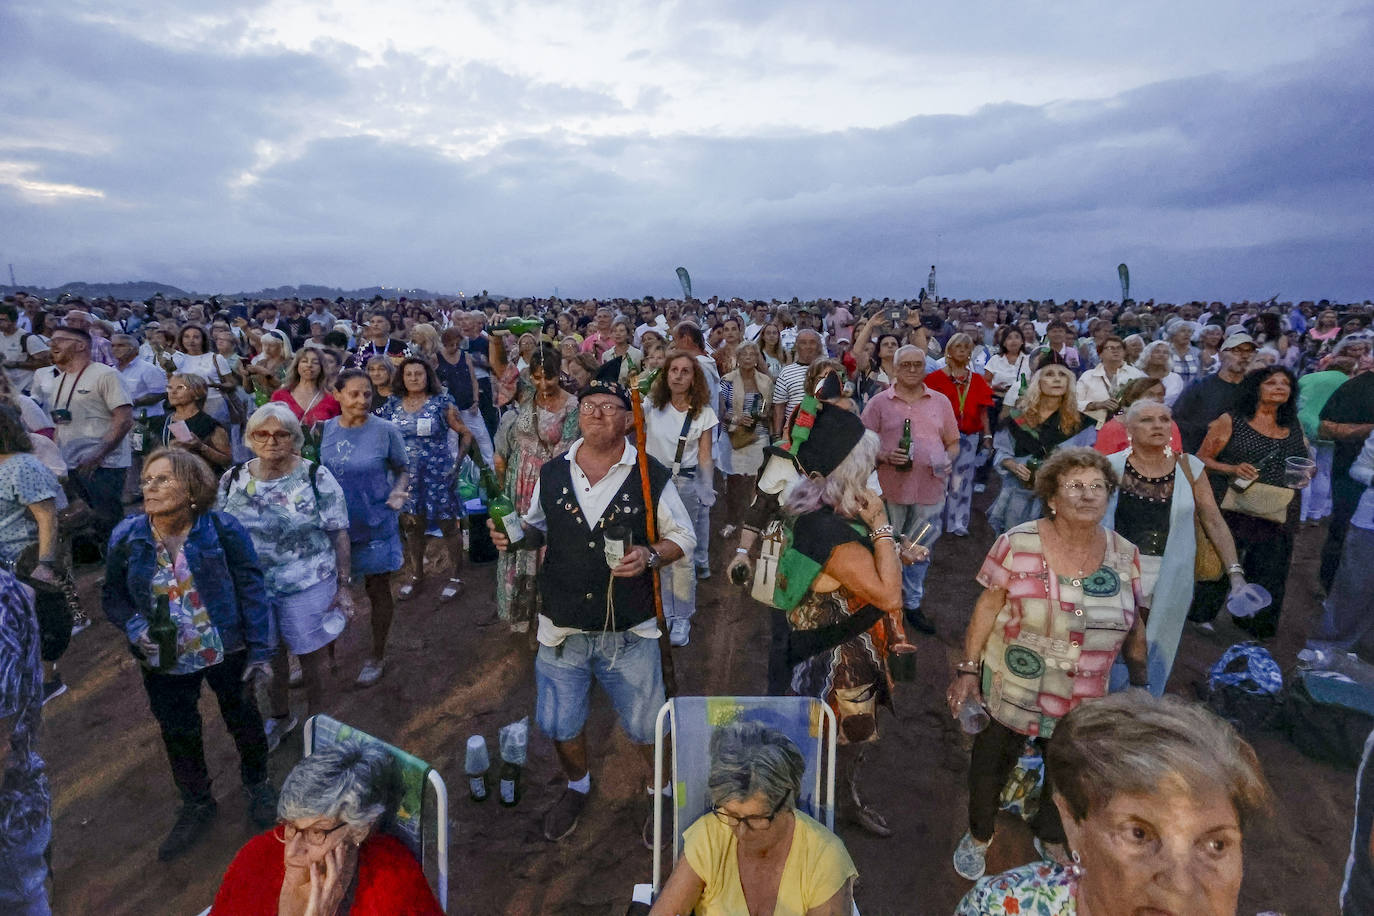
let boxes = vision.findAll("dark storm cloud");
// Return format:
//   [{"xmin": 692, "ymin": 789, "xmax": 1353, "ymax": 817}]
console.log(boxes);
[{"xmin": 1, "ymin": 0, "xmax": 1371, "ymax": 299}]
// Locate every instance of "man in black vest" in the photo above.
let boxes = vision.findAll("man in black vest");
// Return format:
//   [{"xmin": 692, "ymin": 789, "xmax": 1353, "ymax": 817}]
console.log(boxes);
[{"xmin": 489, "ymin": 378, "xmax": 695, "ymax": 845}]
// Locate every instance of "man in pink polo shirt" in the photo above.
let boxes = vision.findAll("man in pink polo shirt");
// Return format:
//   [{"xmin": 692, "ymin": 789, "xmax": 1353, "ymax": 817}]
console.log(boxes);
[{"xmin": 860, "ymin": 345, "xmax": 958, "ymax": 634}]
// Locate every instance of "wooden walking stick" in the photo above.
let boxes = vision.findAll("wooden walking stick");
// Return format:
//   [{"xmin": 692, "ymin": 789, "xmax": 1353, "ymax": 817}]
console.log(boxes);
[{"xmin": 631, "ymin": 383, "xmax": 678, "ymax": 698}]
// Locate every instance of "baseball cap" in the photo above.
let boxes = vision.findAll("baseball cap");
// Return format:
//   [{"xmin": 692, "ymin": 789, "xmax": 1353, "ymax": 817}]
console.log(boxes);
[{"xmin": 1220, "ymin": 332, "xmax": 1256, "ymax": 351}]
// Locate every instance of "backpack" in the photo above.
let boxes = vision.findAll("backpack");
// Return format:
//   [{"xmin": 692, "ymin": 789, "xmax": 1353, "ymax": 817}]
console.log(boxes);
[
  {"xmin": 1286, "ymin": 668, "xmax": 1374, "ymax": 769},
  {"xmin": 1205, "ymin": 642, "xmax": 1285, "ymax": 734},
  {"xmin": 222, "ymin": 459, "xmax": 321, "ymax": 505}
]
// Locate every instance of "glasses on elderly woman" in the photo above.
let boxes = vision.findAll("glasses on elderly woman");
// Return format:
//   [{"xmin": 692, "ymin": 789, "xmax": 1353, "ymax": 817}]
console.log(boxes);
[
  {"xmin": 273, "ymin": 820, "xmax": 348, "ymax": 846},
  {"xmin": 1060, "ymin": 481, "xmax": 1110, "ymax": 499},
  {"xmin": 712, "ymin": 790, "xmax": 790, "ymax": 831},
  {"xmin": 250, "ymin": 430, "xmax": 294, "ymax": 443}
]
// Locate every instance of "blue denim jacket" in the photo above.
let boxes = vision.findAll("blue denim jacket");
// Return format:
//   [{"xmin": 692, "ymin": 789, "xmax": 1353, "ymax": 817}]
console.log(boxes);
[{"xmin": 102, "ymin": 511, "xmax": 274, "ymax": 665}]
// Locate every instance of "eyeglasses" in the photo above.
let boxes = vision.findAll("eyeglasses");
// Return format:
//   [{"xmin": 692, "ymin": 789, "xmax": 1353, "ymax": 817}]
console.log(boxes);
[
  {"xmin": 712, "ymin": 791, "xmax": 790, "ymax": 831},
  {"xmin": 1060, "ymin": 481, "xmax": 1110, "ymax": 499},
  {"xmin": 895, "ymin": 362, "xmax": 924, "ymax": 371},
  {"xmin": 250, "ymin": 430, "xmax": 295, "ymax": 443},
  {"xmin": 579, "ymin": 402, "xmax": 626, "ymax": 416},
  {"xmin": 140, "ymin": 475, "xmax": 178, "ymax": 492},
  {"xmin": 273, "ymin": 820, "xmax": 349, "ymax": 846}
]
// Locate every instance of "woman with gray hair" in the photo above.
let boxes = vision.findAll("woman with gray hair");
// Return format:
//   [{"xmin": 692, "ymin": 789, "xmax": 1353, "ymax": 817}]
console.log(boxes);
[
  {"xmin": 212, "ymin": 740, "xmax": 443, "ymax": 914},
  {"xmin": 650, "ymin": 722, "xmax": 857, "ymax": 916},
  {"xmin": 779, "ymin": 404, "xmax": 924, "ymax": 836},
  {"xmin": 1103, "ymin": 399, "xmax": 1246, "ymax": 695},
  {"xmin": 957, "ymin": 691, "xmax": 1272, "ymax": 916},
  {"xmin": 218, "ymin": 403, "xmax": 352, "ymax": 748}
]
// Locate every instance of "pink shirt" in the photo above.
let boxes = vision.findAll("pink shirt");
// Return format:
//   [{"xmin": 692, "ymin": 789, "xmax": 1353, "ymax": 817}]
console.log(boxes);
[
  {"xmin": 861, "ymin": 385, "xmax": 958, "ymax": 506},
  {"xmin": 580, "ymin": 331, "xmax": 614, "ymax": 358}
]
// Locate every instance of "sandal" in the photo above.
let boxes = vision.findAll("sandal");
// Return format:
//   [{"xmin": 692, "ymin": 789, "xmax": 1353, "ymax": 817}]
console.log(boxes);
[
  {"xmin": 397, "ymin": 576, "xmax": 423, "ymax": 600},
  {"xmin": 440, "ymin": 577, "xmax": 463, "ymax": 600}
]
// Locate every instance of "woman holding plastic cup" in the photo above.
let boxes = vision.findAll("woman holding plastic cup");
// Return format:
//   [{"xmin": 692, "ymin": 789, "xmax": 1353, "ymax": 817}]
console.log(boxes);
[
  {"xmin": 218, "ymin": 403, "xmax": 352, "ymax": 744},
  {"xmin": 948, "ymin": 447, "xmax": 1148, "ymax": 881},
  {"xmin": 1196, "ymin": 366, "xmax": 1310, "ymax": 639},
  {"xmin": 1102, "ymin": 400, "xmax": 1247, "ymax": 695}
]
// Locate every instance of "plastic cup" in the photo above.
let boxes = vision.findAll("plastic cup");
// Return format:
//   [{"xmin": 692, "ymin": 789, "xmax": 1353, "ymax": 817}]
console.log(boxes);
[
  {"xmin": 958, "ymin": 696, "xmax": 990, "ymax": 735},
  {"xmin": 1285, "ymin": 456, "xmax": 1316, "ymax": 489},
  {"xmin": 1226, "ymin": 583, "xmax": 1273, "ymax": 618},
  {"xmin": 321, "ymin": 609, "xmax": 347, "ymax": 638},
  {"xmin": 464, "ymin": 735, "xmax": 490, "ymax": 775}
]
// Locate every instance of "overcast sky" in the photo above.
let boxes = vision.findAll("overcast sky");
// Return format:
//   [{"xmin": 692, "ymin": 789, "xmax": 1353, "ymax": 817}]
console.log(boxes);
[{"xmin": 2, "ymin": 0, "xmax": 1371, "ymax": 302}]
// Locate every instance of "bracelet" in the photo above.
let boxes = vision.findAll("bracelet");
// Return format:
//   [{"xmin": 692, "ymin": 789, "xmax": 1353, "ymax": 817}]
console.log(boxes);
[
  {"xmin": 1226, "ymin": 563, "xmax": 1244, "ymax": 575},
  {"xmin": 869, "ymin": 524, "xmax": 894, "ymax": 539},
  {"xmin": 954, "ymin": 659, "xmax": 981, "ymax": 674},
  {"xmin": 873, "ymin": 534, "xmax": 894, "ymax": 543}
]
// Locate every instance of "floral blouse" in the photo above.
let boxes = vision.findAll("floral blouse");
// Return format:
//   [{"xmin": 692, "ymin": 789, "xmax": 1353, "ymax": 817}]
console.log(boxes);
[
  {"xmin": 956, "ymin": 863, "xmax": 1077, "ymax": 915},
  {"xmin": 217, "ymin": 460, "xmax": 350, "ymax": 596},
  {"xmin": 149, "ymin": 542, "xmax": 225, "ymax": 674}
]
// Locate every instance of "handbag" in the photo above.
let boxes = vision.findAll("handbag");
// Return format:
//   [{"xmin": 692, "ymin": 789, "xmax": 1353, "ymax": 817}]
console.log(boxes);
[
  {"xmin": 1176, "ymin": 454, "xmax": 1223, "ymax": 581},
  {"xmin": 750, "ymin": 520, "xmax": 785, "ymax": 607},
  {"xmin": 1220, "ymin": 480, "xmax": 1293, "ymax": 525}
]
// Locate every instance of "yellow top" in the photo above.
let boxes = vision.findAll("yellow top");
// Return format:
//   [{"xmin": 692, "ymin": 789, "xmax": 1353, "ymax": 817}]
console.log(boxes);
[{"xmin": 683, "ymin": 808, "xmax": 857, "ymax": 916}]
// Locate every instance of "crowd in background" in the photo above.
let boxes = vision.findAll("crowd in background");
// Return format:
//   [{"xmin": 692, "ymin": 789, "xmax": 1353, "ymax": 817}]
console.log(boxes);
[{"xmin": 3, "ymin": 285, "xmax": 1374, "ymax": 914}]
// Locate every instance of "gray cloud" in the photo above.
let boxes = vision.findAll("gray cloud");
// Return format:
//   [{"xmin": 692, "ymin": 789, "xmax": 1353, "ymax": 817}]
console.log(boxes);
[{"xmin": 1, "ymin": 0, "xmax": 1371, "ymax": 301}]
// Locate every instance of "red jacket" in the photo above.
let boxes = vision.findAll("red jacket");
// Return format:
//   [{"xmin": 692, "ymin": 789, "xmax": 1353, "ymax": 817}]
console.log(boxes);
[
  {"xmin": 212, "ymin": 830, "xmax": 444, "ymax": 915},
  {"xmin": 925, "ymin": 369, "xmax": 997, "ymax": 434}
]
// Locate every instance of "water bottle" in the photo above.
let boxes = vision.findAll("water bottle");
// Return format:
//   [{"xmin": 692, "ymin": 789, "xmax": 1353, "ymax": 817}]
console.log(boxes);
[
  {"xmin": 958, "ymin": 695, "xmax": 990, "ymax": 735},
  {"xmin": 1226, "ymin": 583, "xmax": 1272, "ymax": 618},
  {"xmin": 465, "ymin": 735, "xmax": 490, "ymax": 802}
]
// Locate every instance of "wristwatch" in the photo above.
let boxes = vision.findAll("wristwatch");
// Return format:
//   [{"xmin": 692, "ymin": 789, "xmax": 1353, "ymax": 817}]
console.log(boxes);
[{"xmin": 645, "ymin": 547, "xmax": 662, "ymax": 570}]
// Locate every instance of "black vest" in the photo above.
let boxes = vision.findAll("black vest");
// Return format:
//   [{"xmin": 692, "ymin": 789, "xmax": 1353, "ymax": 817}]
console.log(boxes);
[{"xmin": 538, "ymin": 453, "xmax": 672, "ymax": 632}]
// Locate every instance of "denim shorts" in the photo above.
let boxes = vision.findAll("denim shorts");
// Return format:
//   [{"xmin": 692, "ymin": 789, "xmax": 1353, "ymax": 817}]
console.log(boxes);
[{"xmin": 535, "ymin": 631, "xmax": 665, "ymax": 745}]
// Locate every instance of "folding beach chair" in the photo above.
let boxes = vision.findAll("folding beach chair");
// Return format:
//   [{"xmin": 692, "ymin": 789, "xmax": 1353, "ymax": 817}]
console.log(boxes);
[
  {"xmin": 303, "ymin": 714, "xmax": 450, "ymax": 910},
  {"xmin": 639, "ymin": 696, "xmax": 838, "ymax": 898}
]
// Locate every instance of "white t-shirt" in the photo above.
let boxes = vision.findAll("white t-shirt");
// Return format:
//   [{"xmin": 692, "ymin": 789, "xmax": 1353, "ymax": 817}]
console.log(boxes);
[
  {"xmin": 120, "ymin": 358, "xmax": 170, "ymax": 419},
  {"xmin": 0, "ymin": 329, "xmax": 49, "ymax": 394},
  {"xmin": 645, "ymin": 403, "xmax": 719, "ymax": 472}
]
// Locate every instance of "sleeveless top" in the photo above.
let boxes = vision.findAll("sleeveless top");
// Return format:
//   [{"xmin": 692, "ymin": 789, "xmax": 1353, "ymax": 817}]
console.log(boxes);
[
  {"xmin": 1115, "ymin": 461, "xmax": 1175, "ymax": 556},
  {"xmin": 1215, "ymin": 414, "xmax": 1307, "ymax": 488}
]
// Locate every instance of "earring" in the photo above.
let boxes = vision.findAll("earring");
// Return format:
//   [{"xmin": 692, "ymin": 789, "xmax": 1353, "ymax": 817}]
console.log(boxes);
[
  {"xmin": 1122, "ymin": 434, "xmax": 1133, "ymax": 461},
  {"xmin": 1163, "ymin": 444, "xmax": 1174, "ymax": 460},
  {"xmin": 1068, "ymin": 848, "xmax": 1083, "ymax": 879}
]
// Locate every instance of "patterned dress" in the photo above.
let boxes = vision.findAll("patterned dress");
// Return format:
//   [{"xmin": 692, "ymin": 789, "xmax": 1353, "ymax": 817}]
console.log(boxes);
[
  {"xmin": 956, "ymin": 863, "xmax": 1077, "ymax": 915},
  {"xmin": 493, "ymin": 395, "xmax": 580, "ymax": 628},
  {"xmin": 380, "ymin": 394, "xmax": 462, "ymax": 521},
  {"xmin": 786, "ymin": 507, "xmax": 891, "ymax": 744}
]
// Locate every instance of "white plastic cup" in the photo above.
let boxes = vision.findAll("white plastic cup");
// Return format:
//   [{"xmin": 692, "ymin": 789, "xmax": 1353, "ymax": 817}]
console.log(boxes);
[
  {"xmin": 1285, "ymin": 456, "xmax": 1316, "ymax": 489},
  {"xmin": 958, "ymin": 696, "xmax": 990, "ymax": 735},
  {"xmin": 321, "ymin": 609, "xmax": 347, "ymax": 638},
  {"xmin": 1227, "ymin": 583, "xmax": 1273, "ymax": 618}
]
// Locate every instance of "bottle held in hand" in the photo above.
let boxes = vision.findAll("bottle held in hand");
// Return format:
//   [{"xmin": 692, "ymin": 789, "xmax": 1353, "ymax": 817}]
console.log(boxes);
[
  {"xmin": 147, "ymin": 592, "xmax": 178, "ymax": 671},
  {"xmin": 895, "ymin": 419, "xmax": 913, "ymax": 470}
]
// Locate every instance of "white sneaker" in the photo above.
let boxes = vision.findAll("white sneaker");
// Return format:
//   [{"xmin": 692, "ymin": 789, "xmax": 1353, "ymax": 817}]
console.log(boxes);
[
  {"xmin": 669, "ymin": 619, "xmax": 690, "ymax": 647},
  {"xmin": 953, "ymin": 831, "xmax": 990, "ymax": 881},
  {"xmin": 356, "ymin": 658, "xmax": 385, "ymax": 687},
  {"xmin": 264, "ymin": 714, "xmax": 300, "ymax": 753}
]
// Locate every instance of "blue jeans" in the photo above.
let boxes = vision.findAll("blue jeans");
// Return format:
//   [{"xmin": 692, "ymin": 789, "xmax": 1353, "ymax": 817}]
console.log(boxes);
[
  {"xmin": 535, "ymin": 631, "xmax": 665, "ymax": 745},
  {"xmin": 663, "ymin": 477, "xmax": 701, "ymax": 622},
  {"xmin": 886, "ymin": 500, "xmax": 944, "ymax": 610},
  {"xmin": 1308, "ymin": 525, "xmax": 1374, "ymax": 655},
  {"xmin": 0, "ymin": 819, "xmax": 51, "ymax": 916}
]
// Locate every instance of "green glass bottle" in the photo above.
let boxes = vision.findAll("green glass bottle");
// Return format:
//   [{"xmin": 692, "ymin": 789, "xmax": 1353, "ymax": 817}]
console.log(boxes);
[
  {"xmin": 147, "ymin": 592, "xmax": 178, "ymax": 671},
  {"xmin": 481, "ymin": 466, "xmax": 524, "ymax": 545},
  {"xmin": 895, "ymin": 418, "xmax": 913, "ymax": 470},
  {"xmin": 491, "ymin": 317, "xmax": 543, "ymax": 336}
]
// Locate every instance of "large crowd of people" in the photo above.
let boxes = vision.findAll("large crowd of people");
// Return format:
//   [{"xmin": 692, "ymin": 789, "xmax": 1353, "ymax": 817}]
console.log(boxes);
[{"xmin": 2, "ymin": 287, "xmax": 1373, "ymax": 913}]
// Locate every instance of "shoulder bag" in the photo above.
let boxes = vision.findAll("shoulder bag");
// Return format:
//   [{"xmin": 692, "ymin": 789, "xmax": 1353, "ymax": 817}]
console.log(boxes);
[
  {"xmin": 1176, "ymin": 454, "xmax": 1223, "ymax": 581},
  {"xmin": 1220, "ymin": 479, "xmax": 1292, "ymax": 525}
]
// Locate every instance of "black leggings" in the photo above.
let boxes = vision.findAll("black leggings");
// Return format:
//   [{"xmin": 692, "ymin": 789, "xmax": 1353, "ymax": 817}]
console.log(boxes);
[
  {"xmin": 34, "ymin": 587, "xmax": 72, "ymax": 663},
  {"xmin": 968, "ymin": 718, "xmax": 1064, "ymax": 844},
  {"xmin": 141, "ymin": 650, "xmax": 268, "ymax": 803}
]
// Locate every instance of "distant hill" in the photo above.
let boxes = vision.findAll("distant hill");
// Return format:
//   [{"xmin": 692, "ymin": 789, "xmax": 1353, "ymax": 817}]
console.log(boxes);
[{"xmin": 0, "ymin": 281, "xmax": 463, "ymax": 302}]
